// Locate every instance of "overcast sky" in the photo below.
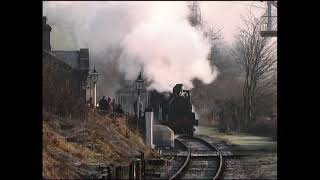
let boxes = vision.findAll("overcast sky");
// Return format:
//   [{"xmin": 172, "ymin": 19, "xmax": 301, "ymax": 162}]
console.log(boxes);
[
  {"xmin": 43, "ymin": 1, "xmax": 276, "ymax": 92},
  {"xmin": 199, "ymin": 1, "xmax": 270, "ymax": 43},
  {"xmin": 43, "ymin": 1, "xmax": 272, "ymax": 45}
]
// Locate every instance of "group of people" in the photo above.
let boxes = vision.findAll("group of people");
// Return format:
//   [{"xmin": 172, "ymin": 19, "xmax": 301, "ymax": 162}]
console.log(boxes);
[{"xmin": 98, "ymin": 96, "xmax": 124, "ymax": 114}]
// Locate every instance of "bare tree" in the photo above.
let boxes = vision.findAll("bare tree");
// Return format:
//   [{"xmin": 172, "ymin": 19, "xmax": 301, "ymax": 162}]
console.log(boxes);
[
  {"xmin": 233, "ymin": 14, "xmax": 277, "ymax": 130},
  {"xmin": 187, "ymin": 1, "xmax": 202, "ymax": 27},
  {"xmin": 187, "ymin": 1, "xmax": 222, "ymax": 43}
]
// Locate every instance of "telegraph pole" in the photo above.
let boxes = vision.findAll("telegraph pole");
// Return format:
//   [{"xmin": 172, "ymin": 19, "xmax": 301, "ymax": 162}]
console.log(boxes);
[
  {"xmin": 260, "ymin": 1, "xmax": 277, "ymax": 37},
  {"xmin": 267, "ymin": 1, "xmax": 272, "ymax": 31}
]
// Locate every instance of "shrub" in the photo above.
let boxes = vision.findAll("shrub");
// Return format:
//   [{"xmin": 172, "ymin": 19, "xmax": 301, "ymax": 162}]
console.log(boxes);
[{"xmin": 249, "ymin": 116, "xmax": 277, "ymax": 139}]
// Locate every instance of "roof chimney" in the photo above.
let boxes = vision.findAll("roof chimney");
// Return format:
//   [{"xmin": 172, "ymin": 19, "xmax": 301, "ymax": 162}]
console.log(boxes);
[
  {"xmin": 43, "ymin": 16, "xmax": 52, "ymax": 51},
  {"xmin": 43, "ymin": 16, "xmax": 47, "ymax": 24},
  {"xmin": 79, "ymin": 48, "xmax": 90, "ymax": 71}
]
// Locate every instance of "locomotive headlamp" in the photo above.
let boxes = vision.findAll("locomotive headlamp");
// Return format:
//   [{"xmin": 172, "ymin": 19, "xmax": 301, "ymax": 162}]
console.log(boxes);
[{"xmin": 135, "ymin": 71, "xmax": 144, "ymax": 91}]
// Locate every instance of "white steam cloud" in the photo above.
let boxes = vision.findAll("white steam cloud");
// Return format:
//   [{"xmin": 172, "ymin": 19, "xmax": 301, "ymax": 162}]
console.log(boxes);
[{"xmin": 43, "ymin": 1, "xmax": 218, "ymax": 92}]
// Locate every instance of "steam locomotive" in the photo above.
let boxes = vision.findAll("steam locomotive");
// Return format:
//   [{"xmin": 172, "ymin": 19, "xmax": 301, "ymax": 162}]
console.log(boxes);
[{"xmin": 149, "ymin": 84, "xmax": 198, "ymax": 136}]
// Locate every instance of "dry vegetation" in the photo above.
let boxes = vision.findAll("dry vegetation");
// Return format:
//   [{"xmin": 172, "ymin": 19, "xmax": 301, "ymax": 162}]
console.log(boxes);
[
  {"xmin": 43, "ymin": 55, "xmax": 157, "ymax": 179},
  {"xmin": 43, "ymin": 109, "xmax": 158, "ymax": 179}
]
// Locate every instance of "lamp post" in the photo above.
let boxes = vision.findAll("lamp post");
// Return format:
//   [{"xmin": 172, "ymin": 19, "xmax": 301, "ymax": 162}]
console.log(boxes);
[
  {"xmin": 135, "ymin": 71, "xmax": 144, "ymax": 129},
  {"xmin": 91, "ymin": 67, "xmax": 99, "ymax": 107},
  {"xmin": 85, "ymin": 66, "xmax": 99, "ymax": 107}
]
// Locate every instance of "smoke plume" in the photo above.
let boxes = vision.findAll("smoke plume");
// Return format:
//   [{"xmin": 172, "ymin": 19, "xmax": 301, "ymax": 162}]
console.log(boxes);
[{"xmin": 43, "ymin": 1, "xmax": 218, "ymax": 93}]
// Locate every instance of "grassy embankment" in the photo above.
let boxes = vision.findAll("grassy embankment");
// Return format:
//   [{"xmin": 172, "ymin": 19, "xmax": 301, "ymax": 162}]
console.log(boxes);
[
  {"xmin": 196, "ymin": 126, "xmax": 277, "ymax": 152},
  {"xmin": 43, "ymin": 109, "xmax": 158, "ymax": 179}
]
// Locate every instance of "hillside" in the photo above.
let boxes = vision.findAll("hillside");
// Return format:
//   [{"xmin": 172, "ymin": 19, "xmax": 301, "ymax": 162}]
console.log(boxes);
[{"xmin": 43, "ymin": 109, "xmax": 157, "ymax": 179}]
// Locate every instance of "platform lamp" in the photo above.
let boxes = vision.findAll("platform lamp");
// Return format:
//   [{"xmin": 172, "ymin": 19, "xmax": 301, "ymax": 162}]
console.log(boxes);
[
  {"xmin": 91, "ymin": 66, "xmax": 99, "ymax": 84},
  {"xmin": 135, "ymin": 71, "xmax": 144, "ymax": 129},
  {"xmin": 88, "ymin": 66, "xmax": 99, "ymax": 107}
]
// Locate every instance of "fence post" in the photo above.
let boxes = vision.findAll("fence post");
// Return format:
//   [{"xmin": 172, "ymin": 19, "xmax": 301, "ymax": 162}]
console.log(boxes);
[
  {"xmin": 136, "ymin": 160, "xmax": 141, "ymax": 180},
  {"xmin": 107, "ymin": 166, "xmax": 111, "ymax": 179},
  {"xmin": 140, "ymin": 151, "xmax": 145, "ymax": 180},
  {"xmin": 129, "ymin": 160, "xmax": 135, "ymax": 179},
  {"xmin": 115, "ymin": 166, "xmax": 120, "ymax": 179}
]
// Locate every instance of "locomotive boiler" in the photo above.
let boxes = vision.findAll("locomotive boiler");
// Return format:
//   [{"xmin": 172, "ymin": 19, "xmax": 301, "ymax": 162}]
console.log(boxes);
[{"xmin": 150, "ymin": 84, "xmax": 198, "ymax": 136}]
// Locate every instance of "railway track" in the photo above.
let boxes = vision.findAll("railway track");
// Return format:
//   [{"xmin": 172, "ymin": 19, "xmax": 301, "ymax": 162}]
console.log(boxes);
[
  {"xmin": 169, "ymin": 136, "xmax": 224, "ymax": 180},
  {"xmin": 147, "ymin": 136, "xmax": 223, "ymax": 180},
  {"xmin": 146, "ymin": 139, "xmax": 190, "ymax": 180}
]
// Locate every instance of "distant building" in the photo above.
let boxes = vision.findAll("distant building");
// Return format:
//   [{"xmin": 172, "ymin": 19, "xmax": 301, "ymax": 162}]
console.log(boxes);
[
  {"xmin": 116, "ymin": 82, "xmax": 150, "ymax": 115},
  {"xmin": 42, "ymin": 16, "xmax": 91, "ymax": 101}
]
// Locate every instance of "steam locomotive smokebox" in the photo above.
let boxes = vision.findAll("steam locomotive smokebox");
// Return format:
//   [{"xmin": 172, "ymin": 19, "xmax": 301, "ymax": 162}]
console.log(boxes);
[{"xmin": 153, "ymin": 125, "xmax": 174, "ymax": 148}]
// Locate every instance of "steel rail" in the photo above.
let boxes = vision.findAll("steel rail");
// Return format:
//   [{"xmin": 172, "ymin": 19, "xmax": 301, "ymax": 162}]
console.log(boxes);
[
  {"xmin": 175, "ymin": 136, "xmax": 224, "ymax": 180},
  {"xmin": 168, "ymin": 139, "xmax": 191, "ymax": 180}
]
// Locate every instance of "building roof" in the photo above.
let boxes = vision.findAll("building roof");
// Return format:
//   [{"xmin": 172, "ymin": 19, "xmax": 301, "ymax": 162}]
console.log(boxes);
[
  {"xmin": 51, "ymin": 50, "xmax": 80, "ymax": 70},
  {"xmin": 43, "ymin": 49, "xmax": 73, "ymax": 71}
]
